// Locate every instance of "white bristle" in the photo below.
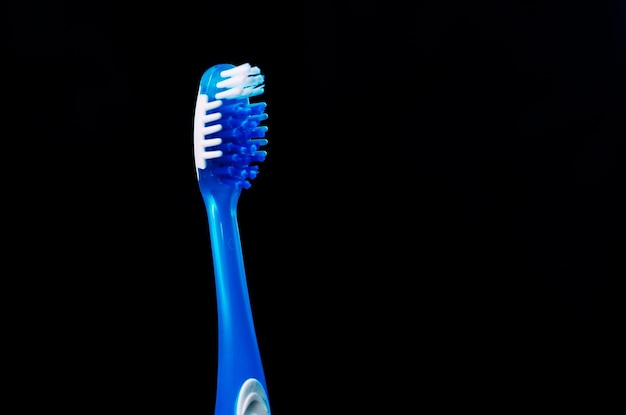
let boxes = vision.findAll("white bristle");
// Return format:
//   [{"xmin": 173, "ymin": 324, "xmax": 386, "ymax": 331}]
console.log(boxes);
[
  {"xmin": 220, "ymin": 63, "xmax": 252, "ymax": 78},
  {"xmin": 216, "ymin": 75, "xmax": 248, "ymax": 89},
  {"xmin": 203, "ymin": 112, "xmax": 222, "ymax": 124},
  {"xmin": 203, "ymin": 99, "xmax": 223, "ymax": 111},
  {"xmin": 215, "ymin": 62, "xmax": 265, "ymax": 100},
  {"xmin": 199, "ymin": 123, "xmax": 222, "ymax": 136},
  {"xmin": 201, "ymin": 149, "xmax": 223, "ymax": 160},
  {"xmin": 194, "ymin": 93, "xmax": 224, "ymax": 170},
  {"xmin": 215, "ymin": 86, "xmax": 245, "ymax": 100}
]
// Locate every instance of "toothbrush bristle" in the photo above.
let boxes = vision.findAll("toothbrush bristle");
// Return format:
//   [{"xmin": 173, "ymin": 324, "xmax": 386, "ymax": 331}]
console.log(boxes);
[{"xmin": 194, "ymin": 63, "xmax": 268, "ymax": 190}]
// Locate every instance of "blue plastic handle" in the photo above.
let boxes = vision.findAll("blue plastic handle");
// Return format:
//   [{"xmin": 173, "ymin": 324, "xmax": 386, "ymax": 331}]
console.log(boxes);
[{"xmin": 203, "ymin": 186, "xmax": 269, "ymax": 415}]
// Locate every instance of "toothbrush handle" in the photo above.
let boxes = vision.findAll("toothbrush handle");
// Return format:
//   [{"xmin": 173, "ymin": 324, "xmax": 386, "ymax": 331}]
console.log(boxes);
[{"xmin": 203, "ymin": 189, "xmax": 270, "ymax": 415}]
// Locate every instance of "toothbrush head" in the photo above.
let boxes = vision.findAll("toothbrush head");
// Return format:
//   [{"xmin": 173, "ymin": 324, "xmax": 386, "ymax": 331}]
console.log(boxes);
[{"xmin": 193, "ymin": 63, "xmax": 269, "ymax": 191}]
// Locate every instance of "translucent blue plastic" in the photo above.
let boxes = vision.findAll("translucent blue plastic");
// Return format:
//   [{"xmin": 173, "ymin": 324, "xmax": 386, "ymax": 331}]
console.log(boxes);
[{"xmin": 195, "ymin": 63, "xmax": 270, "ymax": 415}]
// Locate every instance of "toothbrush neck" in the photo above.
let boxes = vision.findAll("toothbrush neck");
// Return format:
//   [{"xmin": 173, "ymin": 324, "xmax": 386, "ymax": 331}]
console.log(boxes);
[
  {"xmin": 203, "ymin": 187, "xmax": 266, "ymax": 383},
  {"xmin": 204, "ymin": 188, "xmax": 250, "ymax": 319}
]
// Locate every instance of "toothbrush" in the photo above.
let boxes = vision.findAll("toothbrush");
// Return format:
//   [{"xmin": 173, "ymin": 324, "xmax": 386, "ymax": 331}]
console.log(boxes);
[{"xmin": 193, "ymin": 62, "xmax": 271, "ymax": 415}]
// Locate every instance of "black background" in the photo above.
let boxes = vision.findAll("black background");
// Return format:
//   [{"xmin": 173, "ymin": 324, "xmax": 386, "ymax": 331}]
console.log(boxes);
[{"xmin": 5, "ymin": 0, "xmax": 625, "ymax": 412}]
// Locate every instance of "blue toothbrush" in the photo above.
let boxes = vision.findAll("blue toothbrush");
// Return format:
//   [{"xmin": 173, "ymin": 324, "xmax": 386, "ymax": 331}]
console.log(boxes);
[{"xmin": 193, "ymin": 62, "xmax": 271, "ymax": 415}]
